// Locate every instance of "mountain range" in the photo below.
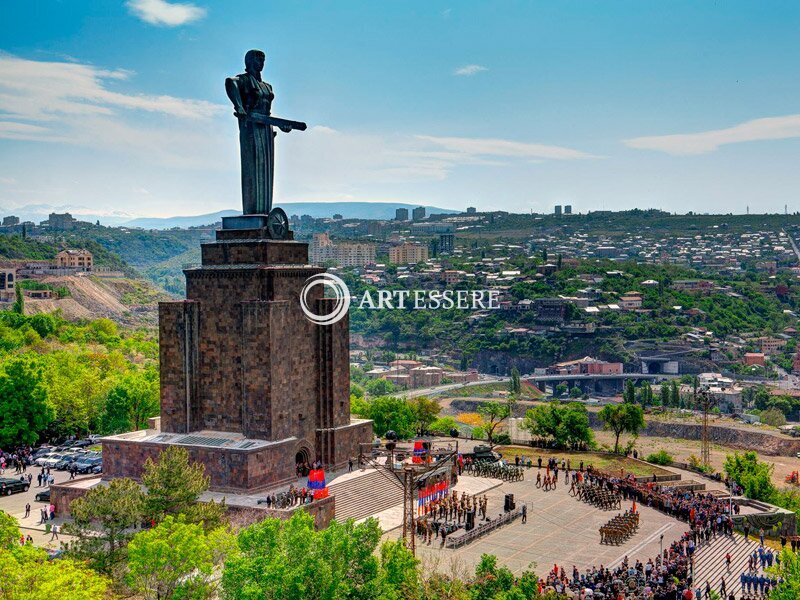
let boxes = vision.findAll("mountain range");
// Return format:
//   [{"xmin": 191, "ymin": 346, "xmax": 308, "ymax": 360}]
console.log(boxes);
[
  {"xmin": 123, "ymin": 202, "xmax": 460, "ymax": 229},
  {"xmin": 0, "ymin": 202, "xmax": 461, "ymax": 230}
]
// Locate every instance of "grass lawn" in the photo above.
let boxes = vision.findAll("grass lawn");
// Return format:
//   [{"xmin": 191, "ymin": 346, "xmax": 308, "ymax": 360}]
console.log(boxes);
[{"xmin": 494, "ymin": 445, "xmax": 673, "ymax": 477}]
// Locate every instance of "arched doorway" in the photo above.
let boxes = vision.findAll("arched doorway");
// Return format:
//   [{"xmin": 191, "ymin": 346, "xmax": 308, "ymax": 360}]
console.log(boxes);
[{"xmin": 295, "ymin": 448, "xmax": 311, "ymax": 477}]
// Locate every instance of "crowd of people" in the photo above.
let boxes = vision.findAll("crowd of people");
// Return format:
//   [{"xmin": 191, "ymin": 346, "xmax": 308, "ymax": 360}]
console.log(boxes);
[
  {"xmin": 0, "ymin": 445, "xmax": 35, "ymax": 473},
  {"xmin": 545, "ymin": 467, "xmax": 783, "ymax": 599}
]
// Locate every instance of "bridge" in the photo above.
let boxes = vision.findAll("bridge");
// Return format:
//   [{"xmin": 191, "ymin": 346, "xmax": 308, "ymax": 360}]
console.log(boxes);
[{"xmin": 525, "ymin": 372, "xmax": 677, "ymax": 396}]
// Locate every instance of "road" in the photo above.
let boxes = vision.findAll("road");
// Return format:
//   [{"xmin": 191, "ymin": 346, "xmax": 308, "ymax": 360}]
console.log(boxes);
[
  {"xmin": 399, "ymin": 375, "xmax": 509, "ymax": 398},
  {"xmin": 0, "ymin": 468, "xmax": 75, "ymax": 548},
  {"xmin": 784, "ymin": 228, "xmax": 800, "ymax": 263}
]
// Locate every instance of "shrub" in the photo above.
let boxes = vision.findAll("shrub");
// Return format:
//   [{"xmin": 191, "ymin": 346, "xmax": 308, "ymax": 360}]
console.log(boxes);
[
  {"xmin": 761, "ymin": 407, "xmax": 787, "ymax": 428},
  {"xmin": 493, "ymin": 433, "xmax": 512, "ymax": 445},
  {"xmin": 429, "ymin": 416, "xmax": 458, "ymax": 435},
  {"xmin": 471, "ymin": 425, "xmax": 486, "ymax": 440},
  {"xmin": 646, "ymin": 450, "xmax": 673, "ymax": 465}
]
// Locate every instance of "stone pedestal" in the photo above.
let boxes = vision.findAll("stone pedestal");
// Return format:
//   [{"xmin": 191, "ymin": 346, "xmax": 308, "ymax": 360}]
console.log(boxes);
[{"xmin": 102, "ymin": 222, "xmax": 372, "ymax": 492}]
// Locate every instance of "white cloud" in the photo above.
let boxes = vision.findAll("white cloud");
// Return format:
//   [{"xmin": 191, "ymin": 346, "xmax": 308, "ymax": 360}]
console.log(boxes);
[
  {"xmin": 416, "ymin": 135, "xmax": 595, "ymax": 160},
  {"xmin": 454, "ymin": 64, "xmax": 488, "ymax": 76},
  {"xmin": 624, "ymin": 114, "xmax": 800, "ymax": 155},
  {"xmin": 0, "ymin": 56, "xmax": 219, "ymax": 122},
  {"xmin": 126, "ymin": 0, "xmax": 206, "ymax": 27},
  {"xmin": 276, "ymin": 128, "xmax": 595, "ymax": 201},
  {"xmin": 0, "ymin": 54, "xmax": 227, "ymax": 168}
]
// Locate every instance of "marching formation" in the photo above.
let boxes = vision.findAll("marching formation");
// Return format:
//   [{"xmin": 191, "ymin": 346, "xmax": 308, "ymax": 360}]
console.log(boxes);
[{"xmin": 599, "ymin": 509, "xmax": 640, "ymax": 545}]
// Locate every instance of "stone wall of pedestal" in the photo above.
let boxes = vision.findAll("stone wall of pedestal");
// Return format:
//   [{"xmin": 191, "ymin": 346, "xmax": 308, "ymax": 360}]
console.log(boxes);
[
  {"xmin": 50, "ymin": 477, "xmax": 99, "ymax": 516},
  {"xmin": 102, "ymin": 437, "xmax": 299, "ymax": 493},
  {"xmin": 226, "ymin": 495, "xmax": 336, "ymax": 530}
]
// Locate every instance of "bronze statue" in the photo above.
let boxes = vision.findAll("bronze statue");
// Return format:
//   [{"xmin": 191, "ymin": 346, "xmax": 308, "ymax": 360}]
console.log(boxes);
[{"xmin": 226, "ymin": 49, "xmax": 306, "ymax": 217}]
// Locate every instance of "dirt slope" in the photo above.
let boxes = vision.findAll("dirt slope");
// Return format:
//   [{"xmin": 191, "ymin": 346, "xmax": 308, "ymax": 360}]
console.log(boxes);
[{"xmin": 23, "ymin": 274, "xmax": 170, "ymax": 326}]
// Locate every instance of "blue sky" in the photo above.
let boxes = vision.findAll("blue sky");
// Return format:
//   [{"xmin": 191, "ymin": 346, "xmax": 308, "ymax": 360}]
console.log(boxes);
[{"xmin": 1, "ymin": 1, "xmax": 799, "ymax": 219}]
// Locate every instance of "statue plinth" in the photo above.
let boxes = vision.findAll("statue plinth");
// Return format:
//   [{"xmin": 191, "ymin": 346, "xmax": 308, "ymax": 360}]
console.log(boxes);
[{"xmin": 221, "ymin": 214, "xmax": 272, "ymax": 230}]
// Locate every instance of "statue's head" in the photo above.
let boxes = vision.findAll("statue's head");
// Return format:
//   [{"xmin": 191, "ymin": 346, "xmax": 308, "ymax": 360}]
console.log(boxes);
[{"xmin": 245, "ymin": 49, "xmax": 266, "ymax": 76}]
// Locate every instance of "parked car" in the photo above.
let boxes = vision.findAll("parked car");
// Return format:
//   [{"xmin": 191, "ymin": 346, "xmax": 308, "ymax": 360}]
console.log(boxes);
[
  {"xmin": 55, "ymin": 452, "xmax": 85, "ymax": 470},
  {"xmin": 35, "ymin": 488, "xmax": 51, "ymax": 502},
  {"xmin": 31, "ymin": 447, "xmax": 54, "ymax": 460},
  {"xmin": 0, "ymin": 477, "xmax": 30, "ymax": 495},
  {"xmin": 75, "ymin": 456, "xmax": 102, "ymax": 474},
  {"xmin": 72, "ymin": 439, "xmax": 93, "ymax": 448},
  {"xmin": 34, "ymin": 453, "xmax": 57, "ymax": 467},
  {"xmin": 37, "ymin": 453, "xmax": 66, "ymax": 468}
]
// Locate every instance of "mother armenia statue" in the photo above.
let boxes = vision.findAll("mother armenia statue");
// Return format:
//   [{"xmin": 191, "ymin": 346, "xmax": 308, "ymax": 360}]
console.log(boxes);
[{"xmin": 225, "ymin": 49, "xmax": 306, "ymax": 217}]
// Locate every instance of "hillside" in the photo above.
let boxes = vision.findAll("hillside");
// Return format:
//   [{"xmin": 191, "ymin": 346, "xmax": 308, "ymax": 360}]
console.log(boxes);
[{"xmin": 22, "ymin": 274, "xmax": 171, "ymax": 326}]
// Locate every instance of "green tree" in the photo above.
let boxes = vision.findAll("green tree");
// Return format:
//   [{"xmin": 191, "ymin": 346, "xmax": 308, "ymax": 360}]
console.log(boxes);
[
  {"xmin": 221, "ymin": 511, "xmax": 384, "ymax": 599},
  {"xmin": 767, "ymin": 548, "xmax": 800, "ymax": 600},
  {"xmin": 554, "ymin": 383, "xmax": 568, "ymax": 397},
  {"xmin": 637, "ymin": 381, "xmax": 654, "ymax": 407},
  {"xmin": 0, "ymin": 544, "xmax": 109, "ymax": 600},
  {"xmin": 364, "ymin": 396, "xmax": 416, "ymax": 438},
  {"xmin": 522, "ymin": 401, "xmax": 594, "ymax": 449},
  {"xmin": 42, "ymin": 352, "xmax": 110, "ymax": 438},
  {"xmin": 0, "ymin": 509, "xmax": 20, "ymax": 549},
  {"xmin": 762, "ymin": 407, "xmax": 787, "ymax": 427},
  {"xmin": 723, "ymin": 451, "xmax": 776, "ymax": 501},
  {"xmin": 509, "ymin": 367, "xmax": 521, "ymax": 395},
  {"xmin": 660, "ymin": 382, "xmax": 670, "ymax": 407},
  {"xmin": 365, "ymin": 378, "xmax": 396, "ymax": 397},
  {"xmin": 598, "ymin": 402, "xmax": 646, "ymax": 453},
  {"xmin": 428, "ymin": 416, "xmax": 459, "ymax": 435},
  {"xmin": 378, "ymin": 539, "xmax": 421, "ymax": 598},
  {"xmin": 12, "ymin": 284, "xmax": 23, "ymax": 315},
  {"xmin": 127, "ymin": 515, "xmax": 231, "ymax": 600},
  {"xmin": 669, "ymin": 380, "xmax": 680, "ymax": 408},
  {"xmin": 408, "ymin": 396, "xmax": 441, "ymax": 435},
  {"xmin": 0, "ymin": 355, "xmax": 53, "ymax": 447},
  {"xmin": 470, "ymin": 554, "xmax": 517, "ymax": 600},
  {"xmin": 477, "ymin": 401, "xmax": 511, "ymax": 445},
  {"xmin": 623, "ymin": 379, "xmax": 636, "ymax": 404},
  {"xmin": 569, "ymin": 386, "xmax": 583, "ymax": 399},
  {"xmin": 63, "ymin": 477, "xmax": 146, "ymax": 575},
  {"xmin": 141, "ymin": 446, "xmax": 226, "ymax": 529},
  {"xmin": 102, "ymin": 368, "xmax": 159, "ymax": 434}
]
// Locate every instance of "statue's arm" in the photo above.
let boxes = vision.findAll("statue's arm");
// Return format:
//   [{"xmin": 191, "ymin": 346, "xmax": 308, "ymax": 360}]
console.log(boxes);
[{"xmin": 225, "ymin": 76, "xmax": 246, "ymax": 117}]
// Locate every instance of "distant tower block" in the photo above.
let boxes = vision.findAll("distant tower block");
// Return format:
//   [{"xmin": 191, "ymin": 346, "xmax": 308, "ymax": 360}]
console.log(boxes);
[
  {"xmin": 395, "ymin": 208, "xmax": 409, "ymax": 221},
  {"xmin": 439, "ymin": 233, "xmax": 455, "ymax": 254},
  {"xmin": 466, "ymin": 207, "xmax": 477, "ymax": 214},
  {"xmin": 554, "ymin": 205, "xmax": 562, "ymax": 216},
  {"xmin": 564, "ymin": 205, "xmax": 572, "ymax": 215},
  {"xmin": 412, "ymin": 206, "xmax": 426, "ymax": 221}
]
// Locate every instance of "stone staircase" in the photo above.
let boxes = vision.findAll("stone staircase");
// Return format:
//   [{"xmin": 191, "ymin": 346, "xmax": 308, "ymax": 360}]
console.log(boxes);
[
  {"xmin": 691, "ymin": 533, "xmax": 763, "ymax": 598},
  {"xmin": 329, "ymin": 469, "xmax": 404, "ymax": 522}
]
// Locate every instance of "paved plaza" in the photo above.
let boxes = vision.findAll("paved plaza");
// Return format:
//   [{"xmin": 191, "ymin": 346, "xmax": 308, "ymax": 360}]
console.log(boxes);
[{"xmin": 387, "ymin": 467, "xmax": 689, "ymax": 575}]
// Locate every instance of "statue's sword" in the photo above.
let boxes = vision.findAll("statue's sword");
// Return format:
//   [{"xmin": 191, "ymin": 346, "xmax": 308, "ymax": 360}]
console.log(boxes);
[{"xmin": 246, "ymin": 113, "xmax": 307, "ymax": 132}]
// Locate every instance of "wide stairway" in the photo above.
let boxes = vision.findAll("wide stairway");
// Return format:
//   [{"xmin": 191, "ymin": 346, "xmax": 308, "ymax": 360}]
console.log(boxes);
[
  {"xmin": 691, "ymin": 533, "xmax": 763, "ymax": 598},
  {"xmin": 329, "ymin": 469, "xmax": 404, "ymax": 522}
]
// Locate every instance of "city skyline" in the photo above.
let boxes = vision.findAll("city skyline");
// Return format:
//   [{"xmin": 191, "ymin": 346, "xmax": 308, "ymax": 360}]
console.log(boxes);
[{"xmin": 1, "ymin": 1, "xmax": 799, "ymax": 220}]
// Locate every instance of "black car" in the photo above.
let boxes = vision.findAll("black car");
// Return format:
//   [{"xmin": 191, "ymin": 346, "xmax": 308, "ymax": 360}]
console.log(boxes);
[
  {"xmin": 55, "ymin": 452, "xmax": 85, "ymax": 470},
  {"xmin": 35, "ymin": 488, "xmax": 50, "ymax": 502},
  {"xmin": 0, "ymin": 477, "xmax": 29, "ymax": 495},
  {"xmin": 75, "ymin": 456, "xmax": 102, "ymax": 474}
]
